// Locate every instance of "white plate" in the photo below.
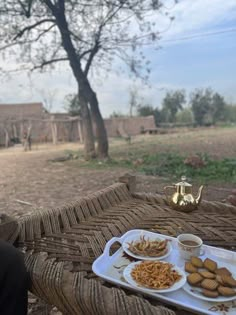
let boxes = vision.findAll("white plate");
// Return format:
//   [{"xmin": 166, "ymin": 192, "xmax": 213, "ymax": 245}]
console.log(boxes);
[
  {"xmin": 123, "ymin": 261, "xmax": 186, "ymax": 293},
  {"xmin": 183, "ymin": 269, "xmax": 236, "ymax": 302},
  {"xmin": 122, "ymin": 231, "xmax": 172, "ymax": 260}
]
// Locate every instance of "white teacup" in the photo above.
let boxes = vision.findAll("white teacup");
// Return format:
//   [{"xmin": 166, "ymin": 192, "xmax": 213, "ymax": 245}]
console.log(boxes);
[{"xmin": 177, "ymin": 234, "xmax": 204, "ymax": 260}]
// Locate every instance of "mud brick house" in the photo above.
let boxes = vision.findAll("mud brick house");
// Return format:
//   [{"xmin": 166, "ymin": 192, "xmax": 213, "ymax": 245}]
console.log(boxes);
[
  {"xmin": 0, "ymin": 102, "xmax": 155, "ymax": 147},
  {"xmin": 0, "ymin": 102, "xmax": 46, "ymax": 146},
  {"xmin": 0, "ymin": 103, "xmax": 82, "ymax": 146},
  {"xmin": 103, "ymin": 116, "xmax": 156, "ymax": 137}
]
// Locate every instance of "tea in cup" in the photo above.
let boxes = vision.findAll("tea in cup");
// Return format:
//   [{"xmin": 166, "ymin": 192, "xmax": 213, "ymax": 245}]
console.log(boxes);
[{"xmin": 177, "ymin": 233, "xmax": 204, "ymax": 260}]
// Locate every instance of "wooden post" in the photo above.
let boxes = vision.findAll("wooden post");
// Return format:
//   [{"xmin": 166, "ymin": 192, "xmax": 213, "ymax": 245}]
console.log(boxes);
[
  {"xmin": 54, "ymin": 122, "xmax": 58, "ymax": 144},
  {"xmin": 20, "ymin": 122, "xmax": 24, "ymax": 141},
  {"xmin": 4, "ymin": 128, "xmax": 9, "ymax": 148},
  {"xmin": 23, "ymin": 124, "xmax": 32, "ymax": 151},
  {"xmin": 13, "ymin": 124, "xmax": 17, "ymax": 139},
  {"xmin": 119, "ymin": 173, "xmax": 136, "ymax": 193},
  {"xmin": 50, "ymin": 117, "xmax": 57, "ymax": 145}
]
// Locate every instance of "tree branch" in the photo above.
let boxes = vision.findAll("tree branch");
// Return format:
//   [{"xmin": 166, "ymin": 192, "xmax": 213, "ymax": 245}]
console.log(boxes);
[
  {"xmin": 17, "ymin": 0, "xmax": 34, "ymax": 18},
  {"xmin": 84, "ymin": 43, "xmax": 100, "ymax": 76},
  {"xmin": 43, "ymin": 0, "xmax": 56, "ymax": 12},
  {"xmin": 34, "ymin": 24, "xmax": 57, "ymax": 41},
  {"xmin": 69, "ymin": 30, "xmax": 90, "ymax": 45},
  {"xmin": 31, "ymin": 57, "xmax": 69, "ymax": 70},
  {"xmin": 13, "ymin": 19, "xmax": 56, "ymax": 40},
  {"xmin": 79, "ymin": 49, "xmax": 93, "ymax": 59},
  {"xmin": 82, "ymin": 1, "xmax": 127, "ymax": 77}
]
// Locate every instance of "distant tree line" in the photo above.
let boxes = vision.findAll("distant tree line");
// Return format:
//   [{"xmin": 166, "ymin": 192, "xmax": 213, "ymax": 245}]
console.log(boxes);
[
  {"xmin": 67, "ymin": 87, "xmax": 236, "ymax": 127},
  {"xmin": 125, "ymin": 88, "xmax": 236, "ymax": 126}
]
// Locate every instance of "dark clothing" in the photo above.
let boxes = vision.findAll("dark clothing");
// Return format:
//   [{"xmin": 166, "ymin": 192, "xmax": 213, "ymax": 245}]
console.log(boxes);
[{"xmin": 0, "ymin": 240, "xmax": 29, "ymax": 315}]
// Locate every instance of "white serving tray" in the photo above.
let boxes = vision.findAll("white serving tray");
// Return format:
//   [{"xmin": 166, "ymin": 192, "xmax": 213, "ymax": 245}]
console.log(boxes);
[{"xmin": 92, "ymin": 229, "xmax": 236, "ymax": 315}]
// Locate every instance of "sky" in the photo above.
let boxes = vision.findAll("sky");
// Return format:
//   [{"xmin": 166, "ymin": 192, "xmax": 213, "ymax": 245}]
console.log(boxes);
[{"xmin": 0, "ymin": 0, "xmax": 236, "ymax": 118}]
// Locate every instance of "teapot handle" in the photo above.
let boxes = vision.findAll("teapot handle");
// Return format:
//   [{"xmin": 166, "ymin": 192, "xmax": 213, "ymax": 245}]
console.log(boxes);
[{"xmin": 164, "ymin": 186, "xmax": 175, "ymax": 202}]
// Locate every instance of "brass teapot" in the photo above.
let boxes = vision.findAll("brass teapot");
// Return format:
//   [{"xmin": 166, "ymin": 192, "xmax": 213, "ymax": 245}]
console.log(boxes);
[{"xmin": 164, "ymin": 176, "xmax": 203, "ymax": 212}]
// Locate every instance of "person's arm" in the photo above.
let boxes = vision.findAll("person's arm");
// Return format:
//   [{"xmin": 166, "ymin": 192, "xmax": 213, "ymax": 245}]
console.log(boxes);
[{"xmin": 0, "ymin": 214, "xmax": 20, "ymax": 245}]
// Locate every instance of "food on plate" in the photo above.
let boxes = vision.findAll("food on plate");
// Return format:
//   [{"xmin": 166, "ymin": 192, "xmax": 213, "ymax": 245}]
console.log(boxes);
[
  {"xmin": 201, "ymin": 279, "xmax": 219, "ymax": 291},
  {"xmin": 131, "ymin": 261, "xmax": 182, "ymax": 290},
  {"xmin": 215, "ymin": 267, "xmax": 232, "ymax": 277},
  {"xmin": 185, "ymin": 262, "xmax": 198, "ymax": 273},
  {"xmin": 216, "ymin": 274, "xmax": 224, "ymax": 285},
  {"xmin": 217, "ymin": 275, "xmax": 236, "ymax": 287},
  {"xmin": 199, "ymin": 271, "xmax": 216, "ymax": 279},
  {"xmin": 218, "ymin": 286, "xmax": 236, "ymax": 297},
  {"xmin": 202, "ymin": 289, "xmax": 219, "ymax": 298},
  {"xmin": 203, "ymin": 258, "xmax": 217, "ymax": 272},
  {"xmin": 187, "ymin": 273, "xmax": 203, "ymax": 286},
  {"xmin": 185, "ymin": 255, "xmax": 236, "ymax": 298},
  {"xmin": 191, "ymin": 256, "xmax": 203, "ymax": 268},
  {"xmin": 127, "ymin": 235, "xmax": 168, "ymax": 257}
]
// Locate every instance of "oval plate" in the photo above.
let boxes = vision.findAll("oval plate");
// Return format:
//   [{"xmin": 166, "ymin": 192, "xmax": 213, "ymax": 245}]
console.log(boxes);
[
  {"xmin": 123, "ymin": 261, "xmax": 186, "ymax": 293},
  {"xmin": 122, "ymin": 231, "xmax": 172, "ymax": 260},
  {"xmin": 183, "ymin": 271, "xmax": 236, "ymax": 303}
]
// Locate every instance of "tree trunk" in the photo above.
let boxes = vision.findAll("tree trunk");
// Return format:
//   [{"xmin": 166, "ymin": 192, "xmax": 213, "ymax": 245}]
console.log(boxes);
[
  {"xmin": 87, "ymin": 89, "xmax": 108, "ymax": 158},
  {"xmin": 79, "ymin": 88, "xmax": 96, "ymax": 159},
  {"xmin": 51, "ymin": 8, "xmax": 108, "ymax": 159}
]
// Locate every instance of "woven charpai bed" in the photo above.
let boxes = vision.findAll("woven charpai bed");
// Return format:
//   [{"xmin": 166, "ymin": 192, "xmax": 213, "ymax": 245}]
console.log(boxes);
[{"xmin": 17, "ymin": 176, "xmax": 236, "ymax": 315}]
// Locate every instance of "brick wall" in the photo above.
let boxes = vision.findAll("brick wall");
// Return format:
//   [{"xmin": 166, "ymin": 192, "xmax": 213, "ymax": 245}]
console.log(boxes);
[{"xmin": 102, "ymin": 116, "xmax": 156, "ymax": 137}]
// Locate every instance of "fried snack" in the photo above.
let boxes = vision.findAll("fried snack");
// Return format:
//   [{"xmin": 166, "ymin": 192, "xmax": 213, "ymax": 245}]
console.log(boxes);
[
  {"xmin": 199, "ymin": 271, "xmax": 216, "ymax": 279},
  {"xmin": 216, "ymin": 275, "xmax": 224, "ymax": 285},
  {"xmin": 131, "ymin": 261, "xmax": 182, "ymax": 290},
  {"xmin": 220, "ymin": 275, "xmax": 236, "ymax": 288},
  {"xmin": 185, "ymin": 262, "xmax": 198, "ymax": 273},
  {"xmin": 128, "ymin": 236, "xmax": 168, "ymax": 257},
  {"xmin": 187, "ymin": 273, "xmax": 203, "ymax": 286},
  {"xmin": 202, "ymin": 289, "xmax": 219, "ymax": 298},
  {"xmin": 201, "ymin": 279, "xmax": 219, "ymax": 291},
  {"xmin": 191, "ymin": 256, "xmax": 203, "ymax": 268},
  {"xmin": 218, "ymin": 286, "xmax": 236, "ymax": 297},
  {"xmin": 186, "ymin": 256, "xmax": 235, "ymax": 298},
  {"xmin": 203, "ymin": 258, "xmax": 217, "ymax": 272},
  {"xmin": 215, "ymin": 267, "xmax": 232, "ymax": 277}
]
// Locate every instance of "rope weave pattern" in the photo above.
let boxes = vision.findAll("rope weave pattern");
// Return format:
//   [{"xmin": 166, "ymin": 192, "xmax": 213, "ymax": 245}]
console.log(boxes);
[{"xmin": 18, "ymin": 183, "xmax": 236, "ymax": 315}]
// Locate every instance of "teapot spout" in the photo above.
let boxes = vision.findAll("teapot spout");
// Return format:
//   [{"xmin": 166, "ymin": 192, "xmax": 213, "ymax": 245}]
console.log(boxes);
[{"xmin": 195, "ymin": 185, "xmax": 204, "ymax": 205}]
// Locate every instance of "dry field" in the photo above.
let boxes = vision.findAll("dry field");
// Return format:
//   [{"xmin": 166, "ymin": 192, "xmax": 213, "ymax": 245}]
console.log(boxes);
[{"xmin": 0, "ymin": 126, "xmax": 235, "ymax": 219}]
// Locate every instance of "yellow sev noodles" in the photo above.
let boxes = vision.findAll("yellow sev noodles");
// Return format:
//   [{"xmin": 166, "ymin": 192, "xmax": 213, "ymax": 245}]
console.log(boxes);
[{"xmin": 131, "ymin": 261, "xmax": 182, "ymax": 289}]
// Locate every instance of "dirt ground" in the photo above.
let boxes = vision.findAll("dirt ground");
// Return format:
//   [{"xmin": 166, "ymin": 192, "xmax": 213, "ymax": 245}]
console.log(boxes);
[
  {"xmin": 0, "ymin": 127, "xmax": 235, "ymax": 314},
  {"xmin": 0, "ymin": 127, "xmax": 235, "ymax": 219}
]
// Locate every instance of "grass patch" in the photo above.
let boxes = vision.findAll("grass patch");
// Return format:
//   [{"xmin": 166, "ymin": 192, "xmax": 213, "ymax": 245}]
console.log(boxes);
[
  {"xmin": 139, "ymin": 153, "xmax": 236, "ymax": 183},
  {"xmin": 67, "ymin": 148, "xmax": 236, "ymax": 184}
]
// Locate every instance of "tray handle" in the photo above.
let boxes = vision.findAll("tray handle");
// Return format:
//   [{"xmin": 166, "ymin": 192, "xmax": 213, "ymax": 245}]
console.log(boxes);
[{"xmin": 103, "ymin": 236, "xmax": 122, "ymax": 257}]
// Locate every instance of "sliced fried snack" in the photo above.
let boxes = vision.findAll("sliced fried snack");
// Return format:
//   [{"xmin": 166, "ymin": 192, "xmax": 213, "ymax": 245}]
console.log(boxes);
[
  {"xmin": 220, "ymin": 275, "xmax": 236, "ymax": 288},
  {"xmin": 203, "ymin": 258, "xmax": 217, "ymax": 272},
  {"xmin": 127, "ymin": 236, "xmax": 168, "ymax": 257},
  {"xmin": 218, "ymin": 286, "xmax": 236, "ymax": 296},
  {"xmin": 191, "ymin": 256, "xmax": 203, "ymax": 268},
  {"xmin": 185, "ymin": 262, "xmax": 198, "ymax": 273},
  {"xmin": 187, "ymin": 273, "xmax": 203, "ymax": 286},
  {"xmin": 216, "ymin": 275, "xmax": 224, "ymax": 285},
  {"xmin": 199, "ymin": 271, "xmax": 216, "ymax": 279},
  {"xmin": 201, "ymin": 279, "xmax": 219, "ymax": 291},
  {"xmin": 202, "ymin": 289, "xmax": 219, "ymax": 298},
  {"xmin": 215, "ymin": 267, "xmax": 232, "ymax": 277}
]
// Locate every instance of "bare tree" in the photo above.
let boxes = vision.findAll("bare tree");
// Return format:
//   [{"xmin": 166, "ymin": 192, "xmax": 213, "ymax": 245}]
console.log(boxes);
[
  {"xmin": 37, "ymin": 88, "xmax": 58, "ymax": 113},
  {"xmin": 0, "ymin": 0, "xmax": 174, "ymax": 158}
]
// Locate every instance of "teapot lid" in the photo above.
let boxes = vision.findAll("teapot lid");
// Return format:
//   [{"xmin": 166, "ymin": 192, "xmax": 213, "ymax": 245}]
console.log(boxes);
[{"xmin": 175, "ymin": 176, "xmax": 192, "ymax": 187}]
